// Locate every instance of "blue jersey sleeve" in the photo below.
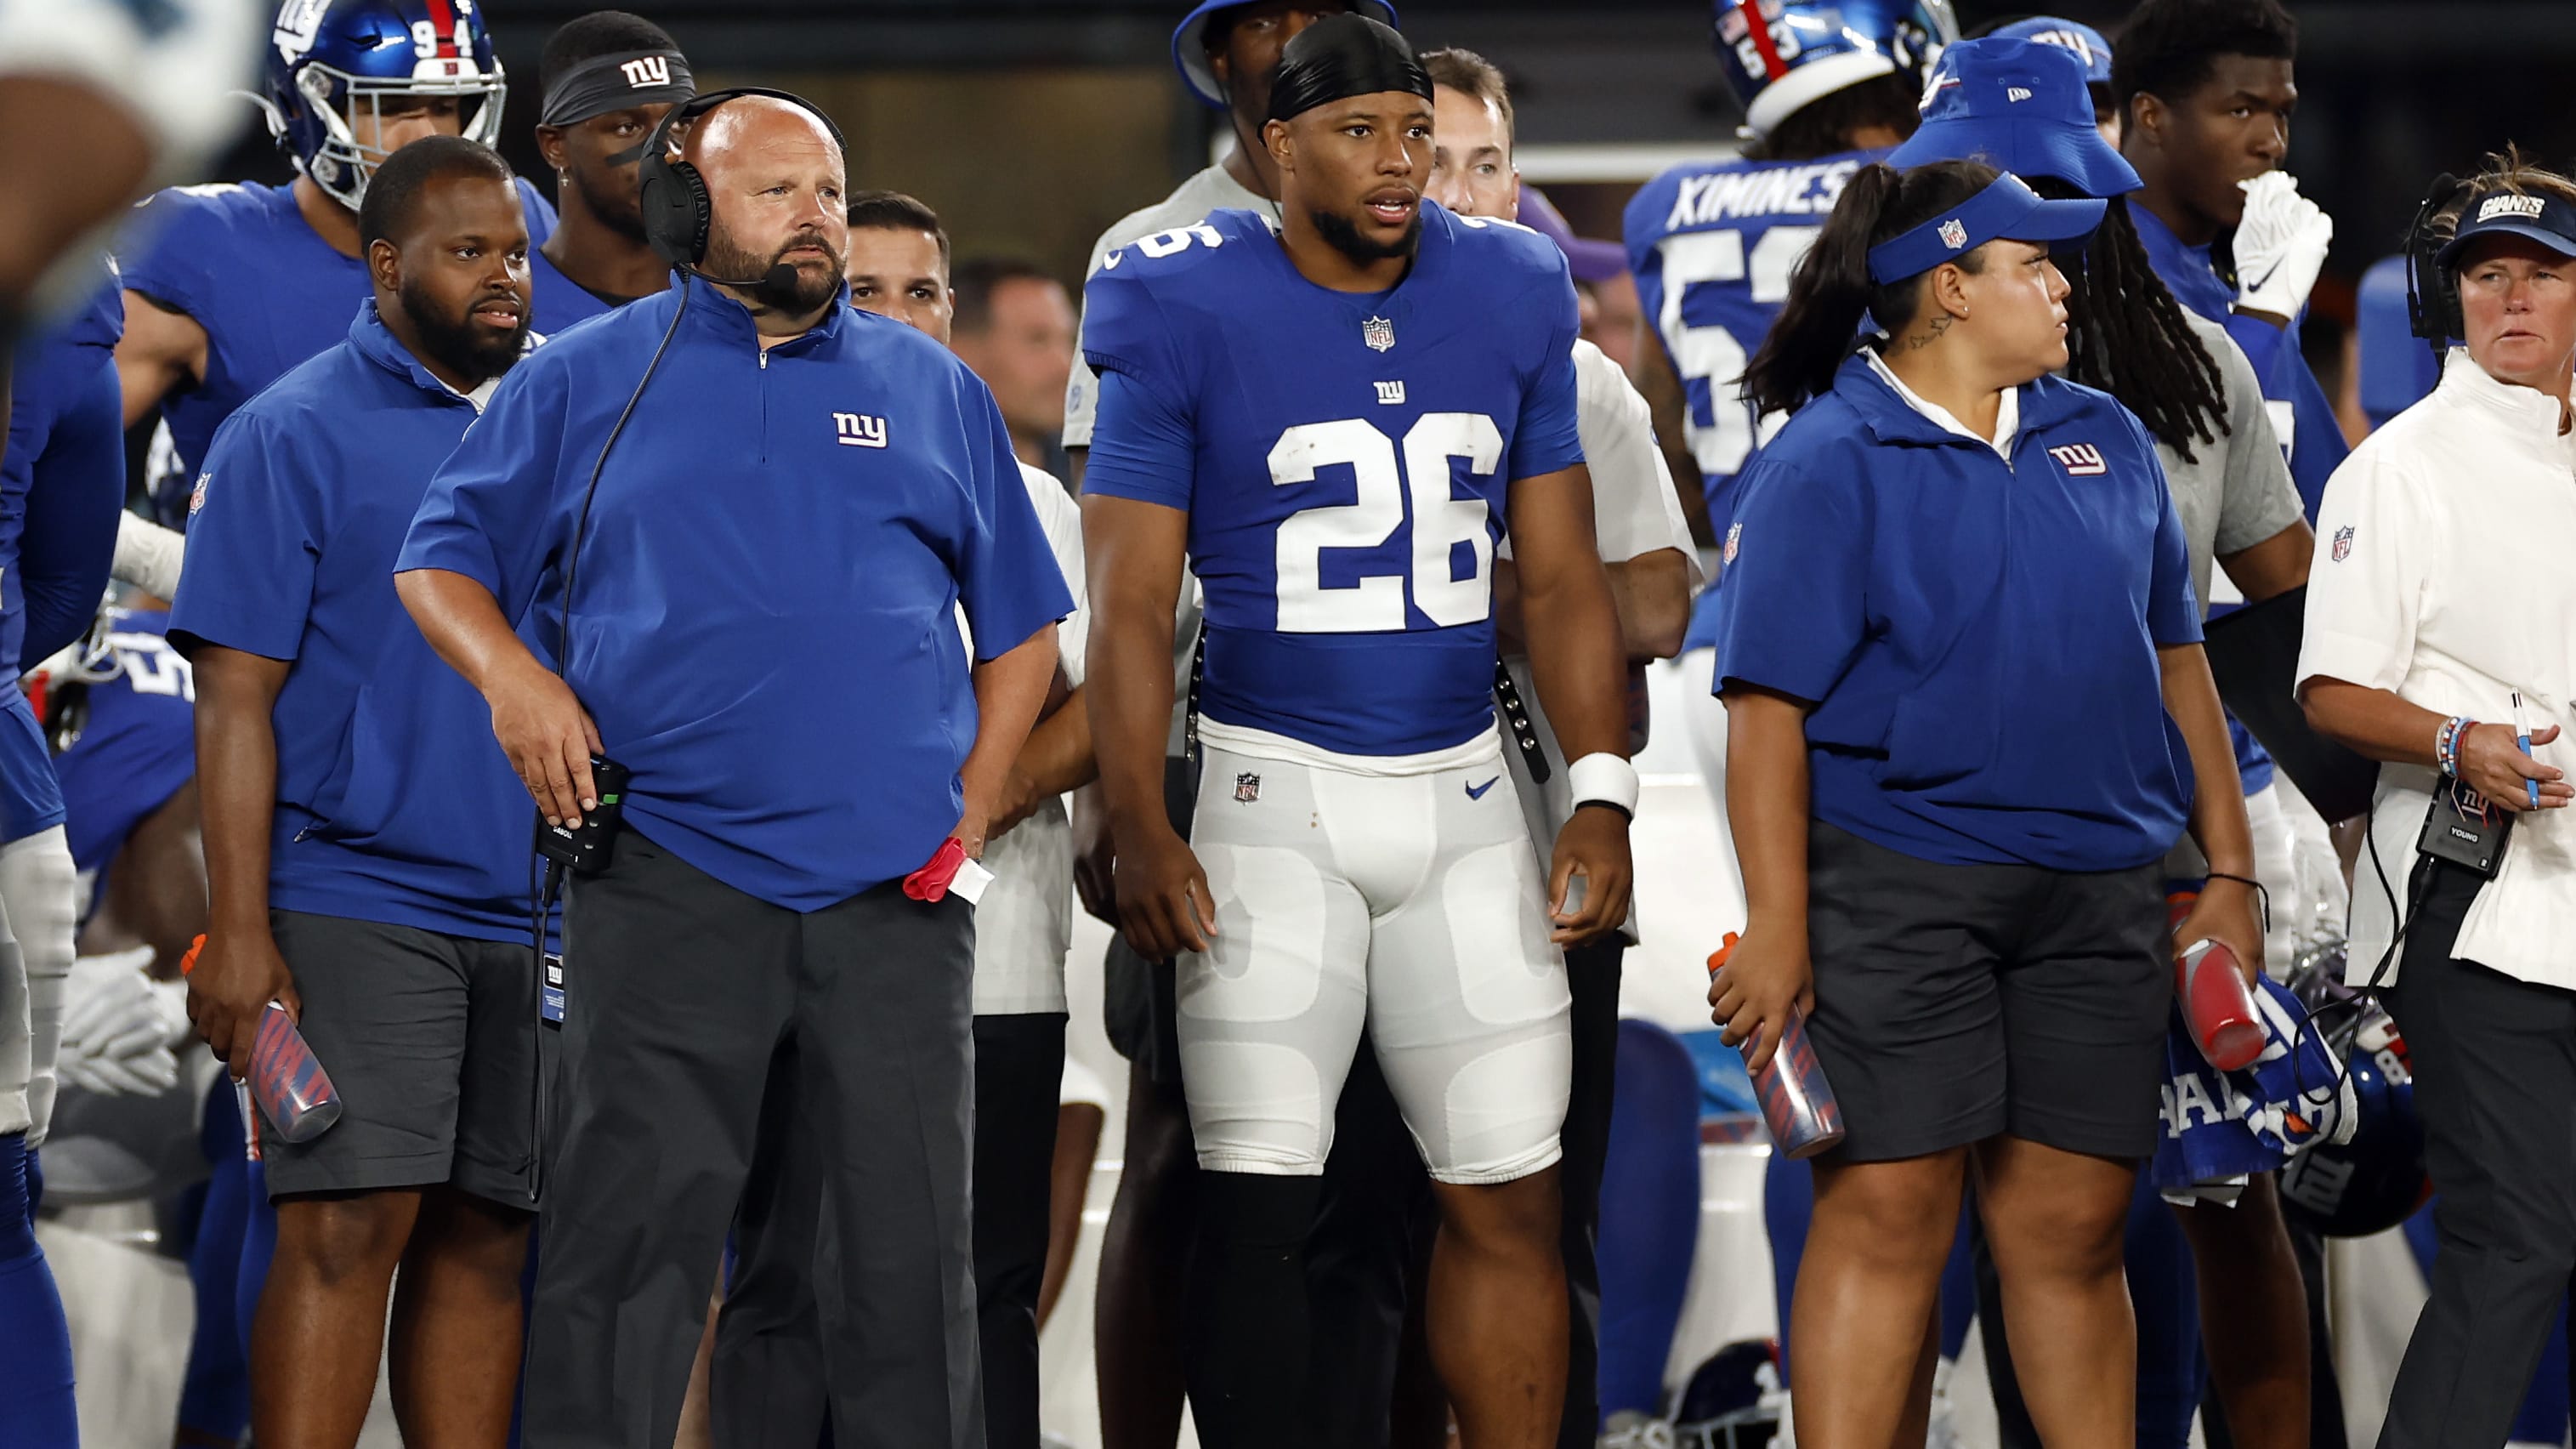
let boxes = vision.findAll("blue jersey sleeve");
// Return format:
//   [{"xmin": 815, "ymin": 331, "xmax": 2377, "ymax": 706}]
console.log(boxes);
[
  {"xmin": 397, "ymin": 357, "xmax": 570, "ymax": 622},
  {"xmin": 1078, "ymin": 262, "xmax": 1199, "ymax": 510},
  {"xmin": 167, "ymin": 409, "xmax": 321, "ymax": 661},
  {"xmin": 956, "ymin": 379, "xmax": 1076, "ymax": 661},
  {"xmin": 118, "ymin": 185, "xmax": 233, "ymax": 326},
  {"xmin": 1507, "ymin": 273, "xmax": 1585, "ymax": 480},
  {"xmin": 17, "ymin": 357, "xmax": 124, "ymax": 671},
  {"xmin": 1709, "ymin": 452, "xmax": 1870, "ymax": 704}
]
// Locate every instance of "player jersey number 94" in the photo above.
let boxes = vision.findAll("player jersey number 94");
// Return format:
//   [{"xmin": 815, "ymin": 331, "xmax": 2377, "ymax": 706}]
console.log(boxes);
[{"xmin": 1269, "ymin": 412, "xmax": 1501, "ymax": 634}]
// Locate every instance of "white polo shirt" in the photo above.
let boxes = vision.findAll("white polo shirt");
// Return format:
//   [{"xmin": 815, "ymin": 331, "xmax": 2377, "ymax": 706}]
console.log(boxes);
[
  {"xmin": 1499, "ymin": 338, "xmax": 1702, "ymax": 943},
  {"xmin": 2298, "ymin": 349, "xmax": 2576, "ymax": 990}
]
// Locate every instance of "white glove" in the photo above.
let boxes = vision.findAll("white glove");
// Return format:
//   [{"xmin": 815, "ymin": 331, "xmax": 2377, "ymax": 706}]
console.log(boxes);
[
  {"xmin": 2233, "ymin": 171, "xmax": 2335, "ymax": 321},
  {"xmin": 57, "ymin": 951, "xmax": 187, "ymax": 1099}
]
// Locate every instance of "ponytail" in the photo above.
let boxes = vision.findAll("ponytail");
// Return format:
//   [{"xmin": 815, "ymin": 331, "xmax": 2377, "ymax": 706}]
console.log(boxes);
[{"xmin": 1743, "ymin": 158, "xmax": 2000, "ymax": 418}]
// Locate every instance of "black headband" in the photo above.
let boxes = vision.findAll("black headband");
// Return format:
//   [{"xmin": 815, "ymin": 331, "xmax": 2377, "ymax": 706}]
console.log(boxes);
[
  {"xmin": 1265, "ymin": 13, "xmax": 1430, "ymax": 125},
  {"xmin": 541, "ymin": 48, "xmax": 695, "ymax": 128}
]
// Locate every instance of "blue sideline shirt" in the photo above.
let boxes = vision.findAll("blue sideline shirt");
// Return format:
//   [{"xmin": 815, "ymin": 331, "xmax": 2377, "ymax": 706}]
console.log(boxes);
[
  {"xmin": 1711, "ymin": 354, "xmax": 2201, "ymax": 872},
  {"xmin": 169, "ymin": 304, "xmax": 553, "ymax": 946},
  {"xmin": 400, "ymin": 276, "xmax": 1073, "ymax": 911}
]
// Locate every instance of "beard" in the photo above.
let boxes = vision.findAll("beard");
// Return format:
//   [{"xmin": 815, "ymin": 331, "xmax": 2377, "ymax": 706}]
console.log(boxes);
[
  {"xmin": 703, "ymin": 220, "xmax": 843, "ymax": 315},
  {"xmin": 1310, "ymin": 204, "xmax": 1421, "ymax": 269},
  {"xmin": 400, "ymin": 279, "xmax": 527, "ymax": 385}
]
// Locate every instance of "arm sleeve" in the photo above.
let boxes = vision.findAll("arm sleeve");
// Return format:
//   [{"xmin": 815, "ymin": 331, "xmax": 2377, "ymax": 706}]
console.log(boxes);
[
  {"xmin": 17, "ymin": 358, "xmax": 126, "ymax": 670},
  {"xmin": 1571, "ymin": 341, "xmax": 1700, "ymax": 577},
  {"xmin": 164, "ymin": 411, "xmax": 321, "ymax": 662},
  {"xmin": 395, "ymin": 360, "xmax": 568, "ymax": 622},
  {"xmin": 1506, "ymin": 271, "xmax": 1586, "ymax": 481},
  {"xmin": 957, "ymin": 385, "xmax": 1075, "ymax": 662},
  {"xmin": 2297, "ymin": 441, "xmax": 2424, "ymax": 695},
  {"xmin": 1708, "ymin": 456, "xmax": 1870, "ymax": 704},
  {"xmin": 113, "ymin": 513, "xmax": 186, "ymax": 600},
  {"xmin": 2209, "ymin": 329, "xmax": 2308, "ymax": 556},
  {"xmin": 1020, "ymin": 465, "xmax": 1091, "ymax": 685},
  {"xmin": 2145, "ymin": 446, "xmax": 2204, "ymax": 647}
]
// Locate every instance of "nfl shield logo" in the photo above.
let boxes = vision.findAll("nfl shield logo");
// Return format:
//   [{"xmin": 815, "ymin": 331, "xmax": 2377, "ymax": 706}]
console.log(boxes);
[
  {"xmin": 2331, "ymin": 525, "xmax": 2353, "ymax": 562},
  {"xmin": 1722, "ymin": 521, "xmax": 1741, "ymax": 567},
  {"xmin": 1362, "ymin": 315, "xmax": 1396, "ymax": 352},
  {"xmin": 188, "ymin": 472, "xmax": 211, "ymax": 516},
  {"xmin": 1234, "ymin": 772, "xmax": 1262, "ymax": 804},
  {"xmin": 1938, "ymin": 218, "xmax": 1969, "ymax": 250}
]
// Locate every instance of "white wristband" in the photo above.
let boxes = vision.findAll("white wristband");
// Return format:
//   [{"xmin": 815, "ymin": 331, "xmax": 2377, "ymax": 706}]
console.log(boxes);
[{"xmin": 1567, "ymin": 752, "xmax": 1638, "ymax": 817}]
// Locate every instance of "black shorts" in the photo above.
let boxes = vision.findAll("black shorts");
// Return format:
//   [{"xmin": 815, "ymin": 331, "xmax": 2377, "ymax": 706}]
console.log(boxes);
[
  {"xmin": 261, "ymin": 910, "xmax": 540, "ymax": 1207},
  {"xmin": 1803, "ymin": 822, "xmax": 2169, "ymax": 1162},
  {"xmin": 1103, "ymin": 755, "xmax": 1198, "ymax": 1087}
]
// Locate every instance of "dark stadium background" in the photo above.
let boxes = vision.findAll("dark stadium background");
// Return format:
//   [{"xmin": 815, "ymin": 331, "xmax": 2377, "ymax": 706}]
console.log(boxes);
[{"xmin": 170, "ymin": 0, "xmax": 2576, "ymax": 437}]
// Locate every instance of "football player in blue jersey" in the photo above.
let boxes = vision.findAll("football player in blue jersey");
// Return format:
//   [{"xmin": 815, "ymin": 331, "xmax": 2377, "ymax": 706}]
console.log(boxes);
[
  {"xmin": 0, "ymin": 257, "xmax": 128, "ymax": 1449},
  {"xmin": 115, "ymin": 0, "xmax": 557, "ymax": 507},
  {"xmin": 529, "ymin": 12, "xmax": 695, "ymax": 328},
  {"xmin": 1082, "ymin": 18, "xmax": 1631, "ymax": 1449}
]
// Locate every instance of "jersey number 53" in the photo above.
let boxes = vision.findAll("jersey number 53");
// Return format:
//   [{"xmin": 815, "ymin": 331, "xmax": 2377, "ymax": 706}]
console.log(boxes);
[
  {"xmin": 1269, "ymin": 413, "xmax": 1501, "ymax": 634},
  {"xmin": 1657, "ymin": 224, "xmax": 1817, "ymax": 478}
]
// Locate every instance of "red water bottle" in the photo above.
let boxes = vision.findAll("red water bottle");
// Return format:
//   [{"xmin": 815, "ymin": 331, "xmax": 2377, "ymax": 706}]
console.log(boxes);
[
  {"xmin": 1709, "ymin": 932, "xmax": 1846, "ymax": 1160},
  {"xmin": 2176, "ymin": 937, "xmax": 2265, "ymax": 1072},
  {"xmin": 182, "ymin": 935, "xmax": 343, "ymax": 1144}
]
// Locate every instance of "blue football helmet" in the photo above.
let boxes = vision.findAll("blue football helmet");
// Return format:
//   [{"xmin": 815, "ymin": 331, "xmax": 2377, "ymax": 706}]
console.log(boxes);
[
  {"xmin": 1709, "ymin": 0, "xmax": 1960, "ymax": 140},
  {"xmin": 2278, "ymin": 945, "xmax": 2431, "ymax": 1238},
  {"xmin": 258, "ymin": 0, "xmax": 508, "ymax": 210}
]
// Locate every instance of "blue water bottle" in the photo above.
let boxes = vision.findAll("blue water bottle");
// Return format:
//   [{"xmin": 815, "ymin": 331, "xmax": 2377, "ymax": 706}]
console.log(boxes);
[{"xmin": 1711, "ymin": 932, "xmax": 1846, "ymax": 1159}]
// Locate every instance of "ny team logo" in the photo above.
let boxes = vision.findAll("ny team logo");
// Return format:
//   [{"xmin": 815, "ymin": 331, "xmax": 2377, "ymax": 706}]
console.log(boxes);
[
  {"xmin": 1234, "ymin": 772, "xmax": 1262, "ymax": 804},
  {"xmin": 1373, "ymin": 380, "xmax": 1406, "ymax": 406},
  {"xmin": 1938, "ymin": 218, "xmax": 1969, "ymax": 250},
  {"xmin": 621, "ymin": 55, "xmax": 672, "ymax": 88},
  {"xmin": 2332, "ymin": 525, "xmax": 2354, "ymax": 562},
  {"xmin": 1362, "ymin": 315, "xmax": 1396, "ymax": 352},
  {"xmin": 833, "ymin": 412, "xmax": 889, "ymax": 448},
  {"xmin": 2046, "ymin": 442, "xmax": 2108, "ymax": 476}
]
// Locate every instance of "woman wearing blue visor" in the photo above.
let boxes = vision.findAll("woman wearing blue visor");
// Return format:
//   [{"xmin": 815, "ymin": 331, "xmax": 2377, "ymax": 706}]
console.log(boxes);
[
  {"xmin": 1705, "ymin": 154, "xmax": 2265, "ymax": 1446},
  {"xmin": 1889, "ymin": 36, "xmax": 2325, "ymax": 1449}
]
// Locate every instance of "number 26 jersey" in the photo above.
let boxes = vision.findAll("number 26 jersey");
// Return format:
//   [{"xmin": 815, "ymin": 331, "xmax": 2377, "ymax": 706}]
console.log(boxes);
[{"xmin": 1081, "ymin": 202, "xmax": 1584, "ymax": 760}]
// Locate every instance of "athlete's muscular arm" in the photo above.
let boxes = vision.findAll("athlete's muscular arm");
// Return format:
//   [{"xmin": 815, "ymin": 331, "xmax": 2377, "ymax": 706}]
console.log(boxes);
[
  {"xmin": 1629, "ymin": 311, "xmax": 1713, "ymax": 546},
  {"xmin": 1495, "ymin": 549, "xmax": 1691, "ymax": 662},
  {"xmin": 1082, "ymin": 494, "xmax": 1214, "ymax": 959},
  {"xmin": 187, "ymin": 646, "xmax": 298, "ymax": 1079},
  {"xmin": 105, "ymin": 781, "xmax": 207, "ymax": 982},
  {"xmin": 395, "ymin": 568, "xmax": 601, "ymax": 827},
  {"xmin": 993, "ymin": 683, "xmax": 1098, "ymax": 840},
  {"xmin": 1507, "ymin": 463, "xmax": 1635, "ymax": 944},
  {"xmin": 1711, "ymin": 686, "xmax": 1814, "ymax": 1073},
  {"xmin": 116, "ymin": 290, "xmax": 208, "ymax": 425}
]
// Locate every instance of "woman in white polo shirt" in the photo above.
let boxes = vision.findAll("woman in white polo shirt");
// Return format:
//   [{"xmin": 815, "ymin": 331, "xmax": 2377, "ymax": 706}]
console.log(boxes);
[{"xmin": 2297, "ymin": 151, "xmax": 2576, "ymax": 1449}]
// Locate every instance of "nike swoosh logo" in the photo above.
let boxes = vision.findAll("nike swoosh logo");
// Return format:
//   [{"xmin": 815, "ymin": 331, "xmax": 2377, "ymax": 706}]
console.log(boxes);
[
  {"xmin": 2241, "ymin": 258, "xmax": 2284, "ymax": 293},
  {"xmin": 1465, "ymin": 776, "xmax": 1501, "ymax": 801}
]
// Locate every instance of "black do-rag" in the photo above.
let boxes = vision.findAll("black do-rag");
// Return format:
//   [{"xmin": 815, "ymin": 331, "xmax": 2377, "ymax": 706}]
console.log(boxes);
[{"xmin": 1265, "ymin": 13, "xmax": 1431, "ymax": 126}]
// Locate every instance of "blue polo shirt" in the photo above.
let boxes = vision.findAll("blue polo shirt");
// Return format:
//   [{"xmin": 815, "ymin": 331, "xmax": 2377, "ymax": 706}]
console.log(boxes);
[
  {"xmin": 399, "ymin": 276, "xmax": 1074, "ymax": 911},
  {"xmin": 168, "ymin": 304, "xmax": 553, "ymax": 947},
  {"xmin": 1711, "ymin": 354, "xmax": 2201, "ymax": 872}
]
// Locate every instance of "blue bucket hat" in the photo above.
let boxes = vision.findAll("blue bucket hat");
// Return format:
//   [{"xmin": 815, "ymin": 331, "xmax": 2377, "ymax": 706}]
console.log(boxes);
[
  {"xmin": 1989, "ymin": 15, "xmax": 2113, "ymax": 87},
  {"xmin": 1890, "ymin": 37, "xmax": 2141, "ymax": 200},
  {"xmin": 1172, "ymin": 0, "xmax": 1401, "ymax": 111}
]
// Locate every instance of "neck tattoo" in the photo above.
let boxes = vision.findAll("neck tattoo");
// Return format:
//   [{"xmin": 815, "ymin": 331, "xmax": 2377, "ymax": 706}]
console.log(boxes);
[{"xmin": 1904, "ymin": 314, "xmax": 1953, "ymax": 351}]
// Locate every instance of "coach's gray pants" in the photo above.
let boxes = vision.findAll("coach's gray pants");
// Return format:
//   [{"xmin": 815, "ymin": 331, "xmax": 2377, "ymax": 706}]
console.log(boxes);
[{"xmin": 523, "ymin": 829, "xmax": 983, "ymax": 1449}]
